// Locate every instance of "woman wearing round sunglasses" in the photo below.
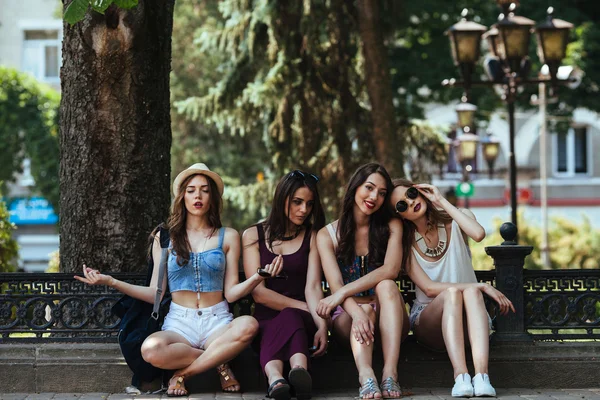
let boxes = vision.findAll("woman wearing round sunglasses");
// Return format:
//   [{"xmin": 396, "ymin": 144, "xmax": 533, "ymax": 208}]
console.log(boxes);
[
  {"xmin": 390, "ymin": 179, "xmax": 515, "ymax": 398},
  {"xmin": 242, "ymin": 170, "xmax": 327, "ymax": 400},
  {"xmin": 316, "ymin": 163, "xmax": 409, "ymax": 399}
]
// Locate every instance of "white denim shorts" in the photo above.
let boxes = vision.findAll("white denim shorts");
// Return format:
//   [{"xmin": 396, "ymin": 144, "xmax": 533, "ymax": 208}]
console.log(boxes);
[
  {"xmin": 162, "ymin": 300, "xmax": 233, "ymax": 349},
  {"xmin": 409, "ymin": 301, "xmax": 493, "ymax": 331}
]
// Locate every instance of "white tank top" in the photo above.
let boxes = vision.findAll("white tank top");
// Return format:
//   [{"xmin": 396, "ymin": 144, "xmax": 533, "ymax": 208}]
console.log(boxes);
[{"xmin": 413, "ymin": 220, "xmax": 477, "ymax": 306}]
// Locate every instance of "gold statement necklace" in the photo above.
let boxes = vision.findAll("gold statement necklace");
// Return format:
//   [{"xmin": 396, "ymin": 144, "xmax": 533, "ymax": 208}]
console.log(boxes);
[{"xmin": 415, "ymin": 224, "xmax": 447, "ymax": 257}]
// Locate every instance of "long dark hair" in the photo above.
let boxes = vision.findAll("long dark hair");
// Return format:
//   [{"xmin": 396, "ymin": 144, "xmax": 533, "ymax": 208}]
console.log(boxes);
[
  {"xmin": 261, "ymin": 171, "xmax": 325, "ymax": 249},
  {"xmin": 337, "ymin": 163, "xmax": 393, "ymax": 267},
  {"xmin": 391, "ymin": 178, "xmax": 452, "ymax": 272},
  {"xmin": 167, "ymin": 173, "xmax": 223, "ymax": 266}
]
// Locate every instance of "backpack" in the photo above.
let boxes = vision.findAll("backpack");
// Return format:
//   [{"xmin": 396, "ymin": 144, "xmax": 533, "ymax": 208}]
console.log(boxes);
[{"xmin": 112, "ymin": 225, "xmax": 171, "ymax": 388}]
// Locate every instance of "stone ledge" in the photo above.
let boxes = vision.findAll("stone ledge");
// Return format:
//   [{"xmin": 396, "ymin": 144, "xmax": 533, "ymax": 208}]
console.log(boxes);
[{"xmin": 2, "ymin": 341, "xmax": 600, "ymax": 392}]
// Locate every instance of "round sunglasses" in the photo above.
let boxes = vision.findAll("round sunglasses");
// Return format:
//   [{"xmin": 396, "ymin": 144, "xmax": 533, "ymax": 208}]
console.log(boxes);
[{"xmin": 395, "ymin": 186, "xmax": 419, "ymax": 213}]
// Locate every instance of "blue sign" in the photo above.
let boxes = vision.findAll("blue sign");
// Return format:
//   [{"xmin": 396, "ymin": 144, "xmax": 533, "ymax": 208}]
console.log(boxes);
[{"xmin": 8, "ymin": 197, "xmax": 58, "ymax": 225}]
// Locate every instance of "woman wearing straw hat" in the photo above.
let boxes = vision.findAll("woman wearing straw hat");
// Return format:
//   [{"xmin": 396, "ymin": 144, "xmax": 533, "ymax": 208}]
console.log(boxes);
[{"xmin": 76, "ymin": 163, "xmax": 280, "ymax": 396}]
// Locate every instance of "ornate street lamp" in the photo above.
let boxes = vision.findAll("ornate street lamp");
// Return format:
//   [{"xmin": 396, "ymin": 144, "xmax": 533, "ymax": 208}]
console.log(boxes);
[
  {"xmin": 481, "ymin": 132, "xmax": 501, "ymax": 179},
  {"xmin": 443, "ymin": 3, "xmax": 577, "ymax": 234},
  {"xmin": 483, "ymin": 26, "xmax": 500, "ymax": 58},
  {"xmin": 455, "ymin": 102, "xmax": 478, "ymax": 134},
  {"xmin": 446, "ymin": 9, "xmax": 487, "ymax": 85},
  {"xmin": 455, "ymin": 133, "xmax": 480, "ymax": 167},
  {"xmin": 536, "ymin": 7, "xmax": 574, "ymax": 83},
  {"xmin": 494, "ymin": 4, "xmax": 535, "ymax": 76},
  {"xmin": 455, "ymin": 133, "xmax": 480, "ymax": 209}
]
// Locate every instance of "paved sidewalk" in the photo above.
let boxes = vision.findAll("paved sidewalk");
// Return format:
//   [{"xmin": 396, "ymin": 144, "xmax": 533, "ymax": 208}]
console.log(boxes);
[{"xmin": 3, "ymin": 388, "xmax": 600, "ymax": 400}]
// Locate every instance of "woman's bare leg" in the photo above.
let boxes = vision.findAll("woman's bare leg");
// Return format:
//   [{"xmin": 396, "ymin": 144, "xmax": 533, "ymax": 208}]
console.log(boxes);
[
  {"xmin": 141, "ymin": 330, "xmax": 203, "ymax": 370},
  {"xmin": 333, "ymin": 304, "xmax": 380, "ymax": 399},
  {"xmin": 462, "ymin": 286, "xmax": 490, "ymax": 375},
  {"xmin": 375, "ymin": 279, "xmax": 405, "ymax": 398},
  {"xmin": 174, "ymin": 316, "xmax": 258, "ymax": 379},
  {"xmin": 414, "ymin": 287, "xmax": 468, "ymax": 378}
]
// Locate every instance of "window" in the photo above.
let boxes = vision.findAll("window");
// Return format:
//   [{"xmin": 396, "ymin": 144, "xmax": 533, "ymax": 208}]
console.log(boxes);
[
  {"xmin": 554, "ymin": 126, "xmax": 590, "ymax": 176},
  {"xmin": 22, "ymin": 30, "xmax": 61, "ymax": 83}
]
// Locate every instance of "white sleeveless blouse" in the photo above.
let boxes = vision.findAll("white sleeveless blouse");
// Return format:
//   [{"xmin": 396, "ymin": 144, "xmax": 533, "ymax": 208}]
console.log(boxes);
[{"xmin": 413, "ymin": 220, "xmax": 477, "ymax": 306}]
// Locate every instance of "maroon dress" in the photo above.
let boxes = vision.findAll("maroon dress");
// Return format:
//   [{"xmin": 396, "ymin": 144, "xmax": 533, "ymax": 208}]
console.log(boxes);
[{"xmin": 253, "ymin": 224, "xmax": 318, "ymax": 370}]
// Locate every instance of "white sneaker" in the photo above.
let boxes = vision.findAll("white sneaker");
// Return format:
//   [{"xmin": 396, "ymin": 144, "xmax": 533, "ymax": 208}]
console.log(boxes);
[
  {"xmin": 472, "ymin": 373, "xmax": 496, "ymax": 397},
  {"xmin": 452, "ymin": 373, "xmax": 474, "ymax": 397}
]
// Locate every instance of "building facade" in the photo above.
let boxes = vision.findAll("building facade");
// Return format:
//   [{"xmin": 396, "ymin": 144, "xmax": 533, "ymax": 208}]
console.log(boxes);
[
  {"xmin": 0, "ymin": 0, "xmax": 61, "ymax": 271},
  {"xmin": 424, "ymin": 102, "xmax": 600, "ymax": 232}
]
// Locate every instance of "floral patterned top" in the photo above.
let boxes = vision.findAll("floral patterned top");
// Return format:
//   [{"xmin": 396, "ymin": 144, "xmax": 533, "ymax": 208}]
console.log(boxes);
[{"xmin": 338, "ymin": 255, "xmax": 377, "ymax": 297}]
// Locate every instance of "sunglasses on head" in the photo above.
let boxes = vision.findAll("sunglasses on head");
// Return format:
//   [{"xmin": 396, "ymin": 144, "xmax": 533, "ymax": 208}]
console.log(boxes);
[
  {"xmin": 290, "ymin": 170, "xmax": 319, "ymax": 183},
  {"xmin": 395, "ymin": 186, "xmax": 419, "ymax": 213}
]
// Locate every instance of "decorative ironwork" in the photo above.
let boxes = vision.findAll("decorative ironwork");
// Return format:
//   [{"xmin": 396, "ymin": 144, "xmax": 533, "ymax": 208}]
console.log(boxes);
[
  {"xmin": 3, "ymin": 269, "xmax": 600, "ymax": 342},
  {"xmin": 0, "ymin": 273, "xmax": 144, "ymax": 342},
  {"xmin": 524, "ymin": 269, "xmax": 600, "ymax": 340}
]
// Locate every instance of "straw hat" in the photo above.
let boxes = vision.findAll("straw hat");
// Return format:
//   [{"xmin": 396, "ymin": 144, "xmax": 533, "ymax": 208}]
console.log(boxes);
[{"xmin": 172, "ymin": 163, "xmax": 224, "ymax": 196}]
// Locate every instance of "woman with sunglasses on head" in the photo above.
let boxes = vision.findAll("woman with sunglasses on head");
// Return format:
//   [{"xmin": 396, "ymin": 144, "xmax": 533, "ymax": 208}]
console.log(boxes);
[
  {"xmin": 316, "ymin": 163, "xmax": 409, "ymax": 400},
  {"xmin": 242, "ymin": 170, "xmax": 327, "ymax": 400},
  {"xmin": 76, "ymin": 163, "xmax": 275, "ymax": 397},
  {"xmin": 389, "ymin": 179, "xmax": 515, "ymax": 398}
]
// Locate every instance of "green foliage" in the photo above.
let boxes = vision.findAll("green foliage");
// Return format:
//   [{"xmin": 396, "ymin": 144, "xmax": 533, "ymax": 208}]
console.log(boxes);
[
  {"xmin": 64, "ymin": 0, "xmax": 138, "ymax": 24},
  {"xmin": 471, "ymin": 213, "xmax": 600, "ymax": 271},
  {"xmin": 46, "ymin": 250, "xmax": 60, "ymax": 273},
  {"xmin": 0, "ymin": 192, "xmax": 18, "ymax": 273},
  {"xmin": 173, "ymin": 0, "xmax": 449, "ymax": 222},
  {"xmin": 169, "ymin": 0, "xmax": 600, "ymax": 228},
  {"xmin": 0, "ymin": 67, "xmax": 60, "ymax": 211},
  {"xmin": 170, "ymin": 2, "xmax": 272, "ymax": 231}
]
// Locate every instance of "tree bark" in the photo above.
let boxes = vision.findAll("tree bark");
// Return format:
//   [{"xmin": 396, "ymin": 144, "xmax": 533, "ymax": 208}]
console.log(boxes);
[
  {"xmin": 356, "ymin": 0, "xmax": 404, "ymax": 176},
  {"xmin": 59, "ymin": 3, "xmax": 174, "ymax": 273}
]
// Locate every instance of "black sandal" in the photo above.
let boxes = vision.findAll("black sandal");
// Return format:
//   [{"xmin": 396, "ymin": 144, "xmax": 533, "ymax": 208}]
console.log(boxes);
[
  {"xmin": 289, "ymin": 367, "xmax": 312, "ymax": 400},
  {"xmin": 267, "ymin": 378, "xmax": 291, "ymax": 400}
]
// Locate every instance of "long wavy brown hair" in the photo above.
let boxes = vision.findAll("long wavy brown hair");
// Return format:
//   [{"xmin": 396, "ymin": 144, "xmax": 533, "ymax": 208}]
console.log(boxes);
[
  {"xmin": 391, "ymin": 178, "xmax": 452, "ymax": 272},
  {"xmin": 337, "ymin": 163, "xmax": 392, "ymax": 268},
  {"xmin": 261, "ymin": 171, "xmax": 326, "ymax": 250},
  {"xmin": 167, "ymin": 173, "xmax": 223, "ymax": 266}
]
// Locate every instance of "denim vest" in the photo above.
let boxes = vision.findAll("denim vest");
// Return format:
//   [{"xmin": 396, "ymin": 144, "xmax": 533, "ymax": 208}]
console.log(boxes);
[{"xmin": 167, "ymin": 227, "xmax": 226, "ymax": 293}]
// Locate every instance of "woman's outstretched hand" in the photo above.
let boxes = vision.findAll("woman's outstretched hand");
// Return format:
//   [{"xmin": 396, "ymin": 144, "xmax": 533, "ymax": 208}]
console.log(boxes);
[
  {"xmin": 74, "ymin": 264, "xmax": 113, "ymax": 286},
  {"xmin": 413, "ymin": 183, "xmax": 444, "ymax": 207},
  {"xmin": 479, "ymin": 283, "xmax": 515, "ymax": 315}
]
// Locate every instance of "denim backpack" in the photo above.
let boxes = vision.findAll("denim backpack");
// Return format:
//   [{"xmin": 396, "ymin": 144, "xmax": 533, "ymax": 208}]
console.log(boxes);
[{"xmin": 112, "ymin": 225, "xmax": 171, "ymax": 388}]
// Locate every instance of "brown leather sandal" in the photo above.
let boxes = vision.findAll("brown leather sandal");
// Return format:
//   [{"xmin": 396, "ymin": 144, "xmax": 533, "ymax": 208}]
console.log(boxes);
[
  {"xmin": 217, "ymin": 363, "xmax": 241, "ymax": 392},
  {"xmin": 167, "ymin": 376, "xmax": 188, "ymax": 397}
]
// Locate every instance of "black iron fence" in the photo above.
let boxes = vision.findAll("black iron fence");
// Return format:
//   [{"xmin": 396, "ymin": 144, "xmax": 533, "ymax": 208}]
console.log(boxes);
[
  {"xmin": 2, "ymin": 269, "xmax": 600, "ymax": 342},
  {"xmin": 2, "ymin": 224, "xmax": 599, "ymax": 342}
]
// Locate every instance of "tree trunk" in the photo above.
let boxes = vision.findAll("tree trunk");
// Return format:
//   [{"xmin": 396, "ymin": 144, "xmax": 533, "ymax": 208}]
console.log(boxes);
[
  {"xmin": 356, "ymin": 0, "xmax": 404, "ymax": 176},
  {"xmin": 59, "ymin": 3, "xmax": 174, "ymax": 273}
]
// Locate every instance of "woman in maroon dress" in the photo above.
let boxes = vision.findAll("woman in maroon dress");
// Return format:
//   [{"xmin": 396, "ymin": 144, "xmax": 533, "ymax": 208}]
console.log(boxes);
[{"xmin": 242, "ymin": 170, "xmax": 327, "ymax": 400}]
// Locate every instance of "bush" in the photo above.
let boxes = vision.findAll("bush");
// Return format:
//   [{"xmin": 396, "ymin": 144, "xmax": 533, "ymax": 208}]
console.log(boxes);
[
  {"xmin": 470, "ymin": 212, "xmax": 600, "ymax": 270},
  {"xmin": 46, "ymin": 250, "xmax": 60, "ymax": 273},
  {"xmin": 0, "ymin": 194, "xmax": 18, "ymax": 272}
]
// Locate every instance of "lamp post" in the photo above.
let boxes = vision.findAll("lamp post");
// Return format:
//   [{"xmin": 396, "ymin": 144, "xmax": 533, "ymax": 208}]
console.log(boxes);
[
  {"xmin": 454, "ymin": 101, "xmax": 480, "ymax": 209},
  {"xmin": 443, "ymin": 2, "xmax": 576, "ymax": 235},
  {"xmin": 481, "ymin": 132, "xmax": 501, "ymax": 179}
]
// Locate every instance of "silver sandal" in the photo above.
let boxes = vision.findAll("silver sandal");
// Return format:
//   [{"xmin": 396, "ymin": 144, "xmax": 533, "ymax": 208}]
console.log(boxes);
[
  {"xmin": 380, "ymin": 377, "xmax": 403, "ymax": 399},
  {"xmin": 359, "ymin": 378, "xmax": 382, "ymax": 399}
]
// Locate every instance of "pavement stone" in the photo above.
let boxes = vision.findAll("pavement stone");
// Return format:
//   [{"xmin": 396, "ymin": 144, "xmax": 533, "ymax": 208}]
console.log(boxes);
[
  {"xmin": 0, "ymin": 395, "xmax": 29, "ymax": 400},
  {"xmin": 78, "ymin": 395, "xmax": 110, "ymax": 400},
  {"xmin": 6, "ymin": 389, "xmax": 600, "ymax": 400},
  {"xmin": 51, "ymin": 395, "xmax": 84, "ymax": 400}
]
